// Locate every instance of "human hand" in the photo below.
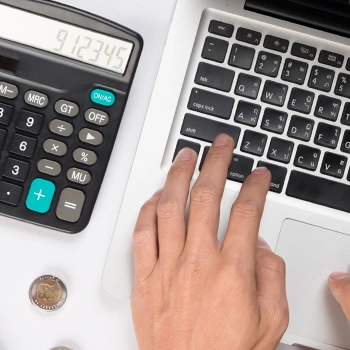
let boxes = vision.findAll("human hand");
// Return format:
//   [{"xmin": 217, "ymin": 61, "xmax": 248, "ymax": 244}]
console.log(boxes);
[
  {"xmin": 131, "ymin": 134, "xmax": 289, "ymax": 350},
  {"xmin": 329, "ymin": 272, "xmax": 350, "ymax": 321}
]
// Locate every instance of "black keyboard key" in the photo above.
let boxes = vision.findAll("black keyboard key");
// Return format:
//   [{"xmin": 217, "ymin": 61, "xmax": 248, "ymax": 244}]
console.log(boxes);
[
  {"xmin": 314, "ymin": 95, "xmax": 341, "ymax": 122},
  {"xmin": 291, "ymin": 43, "xmax": 317, "ymax": 61},
  {"xmin": 173, "ymin": 139, "xmax": 201, "ymax": 161},
  {"xmin": 347, "ymin": 58, "xmax": 350, "ymax": 71},
  {"xmin": 209, "ymin": 20, "xmax": 234, "ymax": 38},
  {"xmin": 0, "ymin": 181, "xmax": 22, "ymax": 206},
  {"xmin": 263, "ymin": 35, "xmax": 289, "ymax": 53},
  {"xmin": 314, "ymin": 122, "xmax": 341, "ymax": 149},
  {"xmin": 229, "ymin": 44, "xmax": 255, "ymax": 70},
  {"xmin": 294, "ymin": 145, "xmax": 321, "ymax": 171},
  {"xmin": 341, "ymin": 130, "xmax": 350, "ymax": 154},
  {"xmin": 255, "ymin": 51, "xmax": 282, "ymax": 78},
  {"xmin": 188, "ymin": 88, "xmax": 234, "ymax": 120},
  {"xmin": 235, "ymin": 73, "xmax": 261, "ymax": 100},
  {"xmin": 288, "ymin": 88, "xmax": 315, "ymax": 114},
  {"xmin": 267, "ymin": 137, "xmax": 294, "ymax": 164},
  {"xmin": 287, "ymin": 171, "xmax": 350, "ymax": 212},
  {"xmin": 319, "ymin": 50, "xmax": 344, "ymax": 69},
  {"xmin": 234, "ymin": 101, "xmax": 261, "ymax": 127},
  {"xmin": 261, "ymin": 81, "xmax": 288, "ymax": 107},
  {"xmin": 9, "ymin": 134, "xmax": 37, "ymax": 158},
  {"xmin": 321, "ymin": 152, "xmax": 347, "ymax": 179},
  {"xmin": 0, "ymin": 102, "xmax": 14, "ymax": 125},
  {"xmin": 0, "ymin": 129, "xmax": 7, "ymax": 150},
  {"xmin": 195, "ymin": 62, "xmax": 235, "ymax": 92},
  {"xmin": 287, "ymin": 115, "xmax": 314, "ymax": 142},
  {"xmin": 261, "ymin": 108, "xmax": 288, "ymax": 134},
  {"xmin": 281, "ymin": 59, "xmax": 308, "ymax": 85},
  {"xmin": 181, "ymin": 114, "xmax": 241, "ymax": 146},
  {"xmin": 335, "ymin": 73, "xmax": 350, "ymax": 98},
  {"xmin": 241, "ymin": 130, "xmax": 267, "ymax": 156},
  {"xmin": 308, "ymin": 66, "xmax": 335, "ymax": 92},
  {"xmin": 202, "ymin": 37, "xmax": 229, "ymax": 63},
  {"xmin": 341, "ymin": 102, "xmax": 350, "ymax": 126},
  {"xmin": 15, "ymin": 110, "xmax": 44, "ymax": 135},
  {"xmin": 236, "ymin": 27, "xmax": 261, "ymax": 45},
  {"xmin": 2, "ymin": 157, "xmax": 30, "ymax": 182},
  {"xmin": 257, "ymin": 161, "xmax": 287, "ymax": 193}
]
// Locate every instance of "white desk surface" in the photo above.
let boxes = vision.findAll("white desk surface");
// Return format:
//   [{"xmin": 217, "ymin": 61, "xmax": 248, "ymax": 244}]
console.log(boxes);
[{"xmin": 0, "ymin": 0, "xmax": 177, "ymax": 349}]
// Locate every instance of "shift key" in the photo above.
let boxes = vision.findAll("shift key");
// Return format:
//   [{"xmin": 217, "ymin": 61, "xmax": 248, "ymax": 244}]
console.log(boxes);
[
  {"xmin": 181, "ymin": 114, "xmax": 241, "ymax": 147},
  {"xmin": 188, "ymin": 88, "xmax": 234, "ymax": 120}
]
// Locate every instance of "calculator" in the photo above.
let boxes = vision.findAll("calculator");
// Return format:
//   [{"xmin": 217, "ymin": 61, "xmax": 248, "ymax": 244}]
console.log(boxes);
[{"xmin": 0, "ymin": 0, "xmax": 142, "ymax": 233}]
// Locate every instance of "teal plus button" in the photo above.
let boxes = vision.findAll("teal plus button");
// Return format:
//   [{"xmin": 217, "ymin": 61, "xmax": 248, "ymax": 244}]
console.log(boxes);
[
  {"xmin": 90, "ymin": 89, "xmax": 116, "ymax": 107},
  {"xmin": 26, "ymin": 178, "xmax": 56, "ymax": 214}
]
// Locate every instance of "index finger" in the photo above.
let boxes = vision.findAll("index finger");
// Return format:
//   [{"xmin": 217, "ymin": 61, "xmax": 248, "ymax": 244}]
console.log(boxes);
[{"xmin": 221, "ymin": 167, "xmax": 271, "ymax": 268}]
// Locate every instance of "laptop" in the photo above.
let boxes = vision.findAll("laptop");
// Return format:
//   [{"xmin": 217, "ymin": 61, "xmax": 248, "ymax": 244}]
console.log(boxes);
[{"xmin": 103, "ymin": 0, "xmax": 350, "ymax": 348}]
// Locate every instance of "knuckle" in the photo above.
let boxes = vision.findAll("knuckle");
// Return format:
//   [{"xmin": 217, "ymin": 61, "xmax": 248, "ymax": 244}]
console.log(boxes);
[
  {"xmin": 140, "ymin": 200, "xmax": 156, "ymax": 213},
  {"xmin": 204, "ymin": 151, "xmax": 227, "ymax": 165},
  {"xmin": 339, "ymin": 279, "xmax": 350, "ymax": 297},
  {"xmin": 157, "ymin": 198, "xmax": 181, "ymax": 220},
  {"xmin": 191, "ymin": 182, "xmax": 217, "ymax": 204},
  {"xmin": 181, "ymin": 254, "xmax": 205, "ymax": 284},
  {"xmin": 259, "ymin": 253, "xmax": 286, "ymax": 276},
  {"xmin": 133, "ymin": 226, "xmax": 154, "ymax": 246},
  {"xmin": 231, "ymin": 201, "xmax": 260, "ymax": 219}
]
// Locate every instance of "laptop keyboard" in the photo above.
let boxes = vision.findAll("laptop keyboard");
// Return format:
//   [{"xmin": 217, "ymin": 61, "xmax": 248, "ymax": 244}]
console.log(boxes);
[{"xmin": 173, "ymin": 16, "xmax": 350, "ymax": 214}]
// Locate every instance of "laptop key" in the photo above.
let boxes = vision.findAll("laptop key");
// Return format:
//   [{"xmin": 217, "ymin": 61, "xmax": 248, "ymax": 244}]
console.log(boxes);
[
  {"xmin": 263, "ymin": 35, "xmax": 289, "ymax": 53},
  {"xmin": 287, "ymin": 115, "xmax": 314, "ymax": 142},
  {"xmin": 188, "ymin": 88, "xmax": 234, "ymax": 120},
  {"xmin": 335, "ymin": 73, "xmax": 350, "ymax": 98},
  {"xmin": 291, "ymin": 42, "xmax": 317, "ymax": 61},
  {"xmin": 314, "ymin": 122, "xmax": 341, "ymax": 149},
  {"xmin": 257, "ymin": 161, "xmax": 287, "ymax": 193},
  {"xmin": 236, "ymin": 27, "xmax": 261, "ymax": 45},
  {"xmin": 261, "ymin": 81, "xmax": 288, "ymax": 107},
  {"xmin": 181, "ymin": 114, "xmax": 241, "ymax": 146},
  {"xmin": 261, "ymin": 108, "xmax": 288, "ymax": 135},
  {"xmin": 235, "ymin": 73, "xmax": 261, "ymax": 100},
  {"xmin": 241, "ymin": 130, "xmax": 267, "ymax": 156},
  {"xmin": 229, "ymin": 44, "xmax": 255, "ymax": 70},
  {"xmin": 319, "ymin": 50, "xmax": 344, "ymax": 69},
  {"xmin": 202, "ymin": 36, "xmax": 228, "ymax": 63},
  {"xmin": 308, "ymin": 66, "xmax": 335, "ymax": 92},
  {"xmin": 255, "ymin": 51, "xmax": 282, "ymax": 78},
  {"xmin": 288, "ymin": 88, "xmax": 315, "ymax": 114},
  {"xmin": 195, "ymin": 62, "xmax": 235, "ymax": 92},
  {"xmin": 208, "ymin": 20, "xmax": 234, "ymax": 38},
  {"xmin": 321, "ymin": 152, "xmax": 347, "ymax": 179},
  {"xmin": 267, "ymin": 137, "xmax": 294, "ymax": 164},
  {"xmin": 341, "ymin": 102, "xmax": 350, "ymax": 126},
  {"xmin": 314, "ymin": 95, "xmax": 341, "ymax": 122},
  {"xmin": 234, "ymin": 101, "xmax": 261, "ymax": 127},
  {"xmin": 173, "ymin": 139, "xmax": 201, "ymax": 161},
  {"xmin": 281, "ymin": 59, "xmax": 308, "ymax": 85},
  {"xmin": 294, "ymin": 145, "xmax": 321, "ymax": 171},
  {"xmin": 340, "ymin": 130, "xmax": 350, "ymax": 154}
]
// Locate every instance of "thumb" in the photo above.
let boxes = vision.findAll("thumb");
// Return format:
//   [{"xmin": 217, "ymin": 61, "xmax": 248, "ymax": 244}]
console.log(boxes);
[{"xmin": 328, "ymin": 272, "xmax": 350, "ymax": 321}]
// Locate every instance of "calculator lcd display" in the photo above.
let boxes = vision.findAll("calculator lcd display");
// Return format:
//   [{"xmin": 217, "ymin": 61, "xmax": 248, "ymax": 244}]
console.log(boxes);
[{"xmin": 0, "ymin": 4, "xmax": 133, "ymax": 75}]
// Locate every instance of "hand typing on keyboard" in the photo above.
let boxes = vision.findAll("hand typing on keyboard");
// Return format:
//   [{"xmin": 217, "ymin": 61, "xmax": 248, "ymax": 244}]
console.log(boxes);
[{"xmin": 131, "ymin": 134, "xmax": 289, "ymax": 349}]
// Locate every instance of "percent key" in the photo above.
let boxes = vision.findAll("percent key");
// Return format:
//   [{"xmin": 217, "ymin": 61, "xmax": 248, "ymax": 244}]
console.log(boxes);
[{"xmin": 73, "ymin": 148, "xmax": 98, "ymax": 166}]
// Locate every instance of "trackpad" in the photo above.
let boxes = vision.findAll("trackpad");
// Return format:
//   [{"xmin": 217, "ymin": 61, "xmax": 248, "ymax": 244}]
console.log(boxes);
[{"xmin": 276, "ymin": 219, "xmax": 350, "ymax": 349}]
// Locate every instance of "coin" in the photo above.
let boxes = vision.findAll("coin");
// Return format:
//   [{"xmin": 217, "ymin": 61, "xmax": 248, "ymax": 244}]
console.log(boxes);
[{"xmin": 29, "ymin": 275, "xmax": 67, "ymax": 311}]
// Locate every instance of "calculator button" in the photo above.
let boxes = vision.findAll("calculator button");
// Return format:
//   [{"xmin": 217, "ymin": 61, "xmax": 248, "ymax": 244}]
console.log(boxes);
[
  {"xmin": 2, "ymin": 158, "xmax": 30, "ymax": 182},
  {"xmin": 9, "ymin": 134, "xmax": 37, "ymax": 158},
  {"xmin": 228, "ymin": 44, "xmax": 255, "ymax": 70},
  {"xmin": 26, "ymin": 178, "xmax": 56, "ymax": 214},
  {"xmin": 67, "ymin": 168, "xmax": 92, "ymax": 185},
  {"xmin": 0, "ymin": 129, "xmax": 7, "ymax": 150},
  {"xmin": 16, "ymin": 110, "xmax": 44, "ymax": 135},
  {"xmin": 49, "ymin": 119, "xmax": 74, "ymax": 137},
  {"xmin": 202, "ymin": 36, "xmax": 229, "ymax": 63},
  {"xmin": 24, "ymin": 90, "xmax": 49, "ymax": 109},
  {"xmin": 43, "ymin": 139, "xmax": 68, "ymax": 157},
  {"xmin": 263, "ymin": 35, "xmax": 289, "ymax": 53},
  {"xmin": 319, "ymin": 50, "xmax": 344, "ymax": 69},
  {"xmin": 55, "ymin": 100, "xmax": 79, "ymax": 117},
  {"xmin": 0, "ymin": 102, "xmax": 14, "ymax": 125},
  {"xmin": 56, "ymin": 188, "xmax": 85, "ymax": 223},
  {"xmin": 208, "ymin": 20, "xmax": 234, "ymax": 38},
  {"xmin": 291, "ymin": 43, "xmax": 317, "ymax": 61},
  {"xmin": 347, "ymin": 58, "xmax": 350, "ymax": 71},
  {"xmin": 0, "ymin": 181, "xmax": 22, "ymax": 206},
  {"xmin": 78, "ymin": 128, "xmax": 103, "ymax": 146},
  {"xmin": 236, "ymin": 27, "xmax": 261, "ymax": 45},
  {"xmin": 73, "ymin": 148, "xmax": 98, "ymax": 166},
  {"xmin": 37, "ymin": 159, "xmax": 62, "ymax": 177},
  {"xmin": 84, "ymin": 108, "xmax": 110, "ymax": 126},
  {"xmin": 90, "ymin": 89, "xmax": 115, "ymax": 107},
  {"xmin": 0, "ymin": 82, "xmax": 19, "ymax": 99}
]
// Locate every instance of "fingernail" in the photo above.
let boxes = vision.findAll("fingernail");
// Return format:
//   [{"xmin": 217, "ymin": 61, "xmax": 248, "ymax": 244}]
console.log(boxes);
[
  {"xmin": 257, "ymin": 236, "xmax": 271, "ymax": 249},
  {"xmin": 152, "ymin": 189, "xmax": 163, "ymax": 198},
  {"xmin": 175, "ymin": 148, "xmax": 195, "ymax": 162},
  {"xmin": 212, "ymin": 134, "xmax": 232, "ymax": 147},
  {"xmin": 330, "ymin": 271, "xmax": 349, "ymax": 280},
  {"xmin": 252, "ymin": 167, "xmax": 268, "ymax": 174}
]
